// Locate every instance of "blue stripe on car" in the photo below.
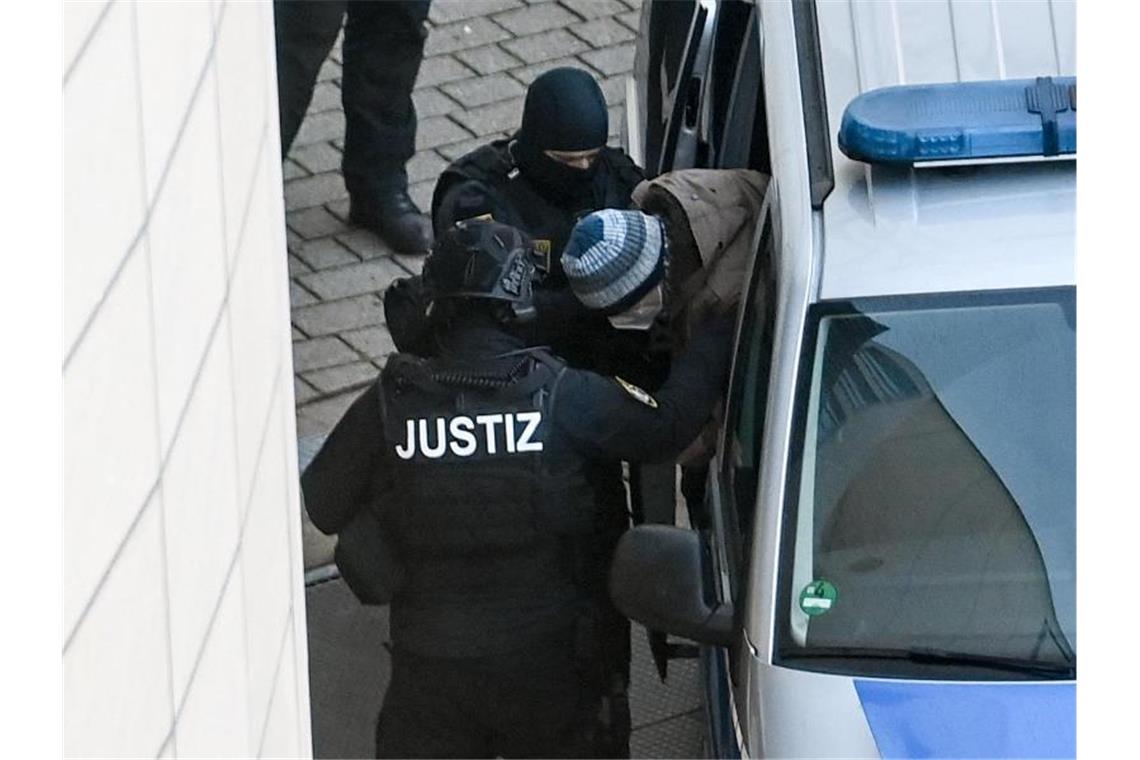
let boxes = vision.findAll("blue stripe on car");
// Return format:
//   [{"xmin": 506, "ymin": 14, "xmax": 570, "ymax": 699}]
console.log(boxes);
[{"xmin": 854, "ymin": 680, "xmax": 1075, "ymax": 758}]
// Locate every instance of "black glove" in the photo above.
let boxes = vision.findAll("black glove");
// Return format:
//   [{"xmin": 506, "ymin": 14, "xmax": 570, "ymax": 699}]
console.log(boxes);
[{"xmin": 384, "ymin": 276, "xmax": 434, "ymax": 356}]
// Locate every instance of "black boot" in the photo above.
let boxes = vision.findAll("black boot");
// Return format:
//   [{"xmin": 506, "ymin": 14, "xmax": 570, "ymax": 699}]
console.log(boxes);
[{"xmin": 349, "ymin": 188, "xmax": 433, "ymax": 255}]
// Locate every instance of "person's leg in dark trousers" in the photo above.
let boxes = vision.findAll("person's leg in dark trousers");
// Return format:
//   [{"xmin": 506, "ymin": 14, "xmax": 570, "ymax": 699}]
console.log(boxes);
[
  {"xmin": 375, "ymin": 650, "xmax": 492, "ymax": 758},
  {"xmin": 273, "ymin": 0, "xmax": 346, "ymax": 157},
  {"xmin": 342, "ymin": 0, "xmax": 434, "ymax": 253}
]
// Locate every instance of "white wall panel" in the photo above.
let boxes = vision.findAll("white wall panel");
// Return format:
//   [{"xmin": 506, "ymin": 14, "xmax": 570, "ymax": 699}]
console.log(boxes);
[
  {"xmin": 64, "ymin": 504, "xmax": 173, "ymax": 759},
  {"xmin": 897, "ymin": 0, "xmax": 959, "ymax": 84},
  {"xmin": 213, "ymin": 0, "xmax": 271, "ymax": 266},
  {"xmin": 64, "ymin": 250, "xmax": 160, "ymax": 636},
  {"xmin": 229, "ymin": 157, "xmax": 289, "ymax": 511},
  {"xmin": 995, "ymin": 0, "xmax": 1062, "ymax": 78},
  {"xmin": 147, "ymin": 74, "xmax": 229, "ymax": 452},
  {"xmin": 162, "ymin": 315, "xmax": 243, "ymax": 698},
  {"xmin": 63, "ymin": 0, "xmax": 145, "ymax": 351},
  {"xmin": 64, "ymin": 0, "xmax": 312, "ymax": 755},
  {"xmin": 63, "ymin": 0, "xmax": 108, "ymax": 73},
  {"xmin": 134, "ymin": 0, "xmax": 215, "ymax": 195},
  {"xmin": 242, "ymin": 395, "xmax": 296, "ymax": 741},
  {"xmin": 258, "ymin": 625, "xmax": 304, "ymax": 759},
  {"xmin": 175, "ymin": 560, "xmax": 254, "ymax": 759}
]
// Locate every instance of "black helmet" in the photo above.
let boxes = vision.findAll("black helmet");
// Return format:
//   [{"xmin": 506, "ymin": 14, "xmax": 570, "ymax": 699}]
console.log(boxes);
[{"xmin": 423, "ymin": 219, "xmax": 541, "ymax": 323}]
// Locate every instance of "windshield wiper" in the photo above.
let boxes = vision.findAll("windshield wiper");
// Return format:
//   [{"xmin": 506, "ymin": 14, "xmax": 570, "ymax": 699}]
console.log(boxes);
[{"xmin": 782, "ymin": 646, "xmax": 1075, "ymax": 679}]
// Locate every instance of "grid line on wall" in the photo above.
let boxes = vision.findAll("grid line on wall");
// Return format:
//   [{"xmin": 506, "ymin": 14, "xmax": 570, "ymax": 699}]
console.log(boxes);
[
  {"xmin": 128, "ymin": 0, "xmax": 181, "ymax": 752},
  {"xmin": 256, "ymin": 601, "xmax": 298, "ymax": 759},
  {"xmin": 210, "ymin": 3, "xmax": 262, "ymax": 747},
  {"xmin": 63, "ymin": 0, "xmax": 227, "ymax": 371},
  {"xmin": 155, "ymin": 358, "xmax": 285, "ymax": 757},
  {"xmin": 63, "ymin": 0, "xmax": 114, "ymax": 86},
  {"xmin": 64, "ymin": 122, "xmax": 271, "ymax": 653}
]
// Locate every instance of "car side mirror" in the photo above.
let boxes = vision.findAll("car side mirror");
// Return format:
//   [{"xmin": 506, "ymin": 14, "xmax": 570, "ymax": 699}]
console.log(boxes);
[{"xmin": 608, "ymin": 525, "xmax": 734, "ymax": 648}]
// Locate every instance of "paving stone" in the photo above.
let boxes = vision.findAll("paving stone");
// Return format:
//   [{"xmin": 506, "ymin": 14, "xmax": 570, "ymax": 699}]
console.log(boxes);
[
  {"xmin": 309, "ymin": 81, "xmax": 342, "ymax": 113},
  {"xmin": 342, "ymin": 327, "xmax": 398, "ymax": 363},
  {"xmin": 293, "ymin": 109, "xmax": 345, "ymax": 147},
  {"xmin": 287, "ymin": 228, "xmax": 304, "ymax": 254},
  {"xmin": 292, "ymin": 326, "xmax": 307, "ymax": 341},
  {"xmin": 616, "ymin": 10, "xmax": 641, "ymax": 32},
  {"xmin": 510, "ymin": 56, "xmax": 597, "ymax": 86},
  {"xmin": 409, "ymin": 180, "xmax": 437, "ymax": 218},
  {"xmin": 600, "ymin": 75, "xmax": 627, "ymax": 106},
  {"xmin": 415, "ymin": 55, "xmax": 475, "ymax": 89},
  {"xmin": 291, "ymin": 281, "xmax": 318, "ymax": 307},
  {"xmin": 622, "ymin": 0, "xmax": 644, "ymax": 10},
  {"xmin": 292, "ymin": 293, "xmax": 386, "ymax": 337},
  {"xmin": 442, "ymin": 73, "xmax": 525, "ymax": 109},
  {"xmin": 294, "ymin": 377, "xmax": 321, "ymax": 406},
  {"xmin": 429, "ymin": 0, "xmax": 522, "ymax": 25},
  {"xmin": 579, "ymin": 42, "xmax": 636, "ymax": 76},
  {"xmin": 292, "ymin": 336, "xmax": 360, "ymax": 373},
  {"xmin": 436, "ymin": 135, "xmax": 499, "ymax": 162},
  {"xmin": 288, "ymin": 205, "xmax": 348, "ymax": 239},
  {"xmin": 317, "ymin": 57, "xmax": 342, "ymax": 83},
  {"xmin": 296, "ymin": 237, "xmax": 358, "ymax": 270},
  {"xmin": 424, "ymin": 16, "xmax": 511, "ymax": 57},
  {"xmin": 452, "ymin": 98, "xmax": 525, "ymax": 137},
  {"xmin": 570, "ymin": 17, "xmax": 635, "ymax": 48},
  {"xmin": 282, "ymin": 159, "xmax": 308, "ymax": 181},
  {"xmin": 415, "ymin": 115, "xmax": 473, "ymax": 151},
  {"xmin": 392, "ymin": 251, "xmax": 428, "ymax": 276},
  {"xmin": 493, "ymin": 3, "xmax": 576, "ymax": 35},
  {"xmin": 285, "ymin": 172, "xmax": 348, "ymax": 211},
  {"xmin": 413, "ymin": 87, "xmax": 460, "ymax": 118},
  {"xmin": 560, "ymin": 0, "xmax": 628, "ymax": 20},
  {"xmin": 502, "ymin": 29, "xmax": 590, "ymax": 63},
  {"xmin": 292, "ymin": 141, "xmax": 342, "ymax": 175},
  {"xmin": 297, "ymin": 257, "xmax": 409, "ymax": 300},
  {"xmin": 455, "ymin": 44, "xmax": 523, "ymax": 75},
  {"xmin": 407, "ymin": 150, "xmax": 450, "ymax": 185},
  {"xmin": 296, "ymin": 390, "xmax": 360, "ymax": 438},
  {"xmin": 337, "ymin": 229, "xmax": 397, "ymax": 260},
  {"xmin": 325, "ymin": 197, "xmax": 351, "ymax": 223},
  {"xmin": 303, "ymin": 361, "xmax": 379, "ymax": 395},
  {"xmin": 288, "ymin": 253, "xmax": 312, "ymax": 276}
]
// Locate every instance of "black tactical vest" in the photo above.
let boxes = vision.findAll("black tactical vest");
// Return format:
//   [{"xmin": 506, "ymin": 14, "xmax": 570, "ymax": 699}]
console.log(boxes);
[
  {"xmin": 430, "ymin": 139, "xmax": 644, "ymax": 282},
  {"xmin": 377, "ymin": 348, "xmax": 600, "ymax": 657}
]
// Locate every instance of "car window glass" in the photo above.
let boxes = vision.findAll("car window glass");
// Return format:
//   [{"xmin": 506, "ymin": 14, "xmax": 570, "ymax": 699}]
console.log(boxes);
[{"xmin": 777, "ymin": 289, "xmax": 1076, "ymax": 679}]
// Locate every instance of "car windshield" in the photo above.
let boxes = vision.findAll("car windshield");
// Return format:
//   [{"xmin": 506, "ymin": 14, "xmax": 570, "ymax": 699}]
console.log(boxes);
[{"xmin": 776, "ymin": 288, "xmax": 1075, "ymax": 680}]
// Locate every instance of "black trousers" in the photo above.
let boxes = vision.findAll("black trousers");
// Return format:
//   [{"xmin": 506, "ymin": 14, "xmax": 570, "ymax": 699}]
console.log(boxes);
[
  {"xmin": 376, "ymin": 636, "xmax": 599, "ymax": 759},
  {"xmin": 273, "ymin": 0, "xmax": 431, "ymax": 196}
]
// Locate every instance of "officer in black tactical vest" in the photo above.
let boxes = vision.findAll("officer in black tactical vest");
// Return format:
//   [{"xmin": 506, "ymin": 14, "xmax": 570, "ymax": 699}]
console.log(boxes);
[
  {"xmin": 302, "ymin": 220, "xmax": 734, "ymax": 758},
  {"xmin": 387, "ymin": 66, "xmax": 646, "ymax": 369},
  {"xmin": 381, "ymin": 69, "xmax": 655, "ymax": 758},
  {"xmin": 431, "ymin": 66, "xmax": 643, "ymax": 279}
]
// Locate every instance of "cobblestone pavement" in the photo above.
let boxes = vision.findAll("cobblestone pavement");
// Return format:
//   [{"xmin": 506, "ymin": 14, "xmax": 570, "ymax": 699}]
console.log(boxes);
[{"xmin": 287, "ymin": 0, "xmax": 641, "ymax": 443}]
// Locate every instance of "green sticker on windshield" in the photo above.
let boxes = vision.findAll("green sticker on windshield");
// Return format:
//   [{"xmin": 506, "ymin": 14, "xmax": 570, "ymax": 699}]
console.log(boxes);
[{"xmin": 799, "ymin": 580, "xmax": 838, "ymax": 616}]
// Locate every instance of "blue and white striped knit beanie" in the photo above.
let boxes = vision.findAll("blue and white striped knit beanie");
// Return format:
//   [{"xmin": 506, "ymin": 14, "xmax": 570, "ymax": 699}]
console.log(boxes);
[{"xmin": 561, "ymin": 209, "xmax": 666, "ymax": 316}]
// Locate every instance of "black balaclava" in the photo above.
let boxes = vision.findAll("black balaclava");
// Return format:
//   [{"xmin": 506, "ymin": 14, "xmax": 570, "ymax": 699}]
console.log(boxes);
[{"xmin": 513, "ymin": 67, "xmax": 609, "ymax": 207}]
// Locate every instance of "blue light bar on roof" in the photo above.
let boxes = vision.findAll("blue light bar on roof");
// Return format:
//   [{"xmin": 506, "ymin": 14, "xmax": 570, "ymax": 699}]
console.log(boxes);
[{"xmin": 838, "ymin": 77, "xmax": 1076, "ymax": 164}]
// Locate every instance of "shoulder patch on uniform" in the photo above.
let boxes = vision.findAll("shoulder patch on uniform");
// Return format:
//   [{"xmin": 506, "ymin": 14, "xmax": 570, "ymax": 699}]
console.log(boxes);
[
  {"xmin": 532, "ymin": 239, "xmax": 552, "ymax": 271},
  {"xmin": 614, "ymin": 376, "xmax": 658, "ymax": 408}
]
